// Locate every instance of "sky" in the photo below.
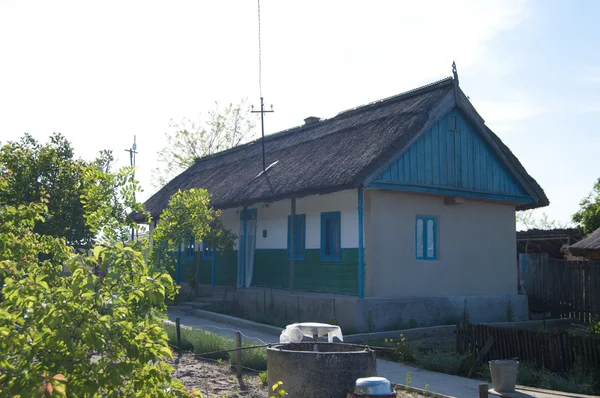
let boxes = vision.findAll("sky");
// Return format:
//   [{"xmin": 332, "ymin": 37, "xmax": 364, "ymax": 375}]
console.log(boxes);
[{"xmin": 1, "ymin": 0, "xmax": 598, "ymax": 229}]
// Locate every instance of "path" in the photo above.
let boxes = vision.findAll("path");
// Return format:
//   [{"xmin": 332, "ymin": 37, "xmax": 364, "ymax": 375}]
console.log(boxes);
[{"xmin": 168, "ymin": 309, "xmax": 591, "ymax": 398}]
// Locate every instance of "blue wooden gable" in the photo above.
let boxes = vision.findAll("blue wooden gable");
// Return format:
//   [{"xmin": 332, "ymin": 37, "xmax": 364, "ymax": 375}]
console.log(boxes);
[{"xmin": 368, "ymin": 108, "xmax": 533, "ymax": 203}]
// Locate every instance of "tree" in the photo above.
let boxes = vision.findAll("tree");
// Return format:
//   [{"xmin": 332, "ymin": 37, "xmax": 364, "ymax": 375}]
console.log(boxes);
[
  {"xmin": 153, "ymin": 100, "xmax": 257, "ymax": 189},
  {"xmin": 0, "ymin": 166, "xmax": 194, "ymax": 396},
  {"xmin": 573, "ymin": 177, "xmax": 600, "ymax": 234},
  {"xmin": 0, "ymin": 133, "xmax": 110, "ymax": 249},
  {"xmin": 516, "ymin": 210, "xmax": 571, "ymax": 231},
  {"xmin": 149, "ymin": 188, "xmax": 236, "ymax": 273}
]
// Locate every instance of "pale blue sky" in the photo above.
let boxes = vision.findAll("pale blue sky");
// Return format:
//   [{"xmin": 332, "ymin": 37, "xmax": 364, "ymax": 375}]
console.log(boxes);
[{"xmin": 0, "ymin": 0, "xmax": 598, "ymax": 228}]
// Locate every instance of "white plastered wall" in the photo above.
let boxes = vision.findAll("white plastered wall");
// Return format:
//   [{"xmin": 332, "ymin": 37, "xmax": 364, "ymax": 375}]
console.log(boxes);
[
  {"xmin": 220, "ymin": 189, "xmax": 359, "ymax": 250},
  {"xmin": 366, "ymin": 189, "xmax": 517, "ymax": 298}
]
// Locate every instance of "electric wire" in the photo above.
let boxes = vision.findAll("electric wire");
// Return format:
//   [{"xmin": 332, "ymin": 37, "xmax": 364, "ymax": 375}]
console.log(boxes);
[{"xmin": 257, "ymin": 0, "xmax": 263, "ymax": 98}]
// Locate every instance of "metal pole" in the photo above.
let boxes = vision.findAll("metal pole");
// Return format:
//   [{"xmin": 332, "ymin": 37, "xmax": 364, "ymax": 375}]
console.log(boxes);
[
  {"xmin": 176, "ymin": 244, "xmax": 182, "ymax": 285},
  {"xmin": 358, "ymin": 187, "xmax": 365, "ymax": 298},
  {"xmin": 260, "ymin": 97, "xmax": 266, "ymax": 171},
  {"xmin": 290, "ymin": 198, "xmax": 296, "ymax": 291},
  {"xmin": 235, "ymin": 331, "xmax": 242, "ymax": 379},
  {"xmin": 176, "ymin": 317, "xmax": 181, "ymax": 350}
]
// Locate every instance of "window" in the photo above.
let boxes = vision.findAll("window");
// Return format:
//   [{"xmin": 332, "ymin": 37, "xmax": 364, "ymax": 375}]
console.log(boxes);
[
  {"xmin": 202, "ymin": 240, "xmax": 213, "ymax": 260},
  {"xmin": 416, "ymin": 216, "xmax": 437, "ymax": 260},
  {"xmin": 321, "ymin": 211, "xmax": 341, "ymax": 262},
  {"xmin": 184, "ymin": 236, "xmax": 195, "ymax": 260},
  {"xmin": 287, "ymin": 214, "xmax": 306, "ymax": 261}
]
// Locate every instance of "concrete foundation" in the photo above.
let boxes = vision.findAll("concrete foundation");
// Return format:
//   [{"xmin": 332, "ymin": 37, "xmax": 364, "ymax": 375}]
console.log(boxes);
[
  {"xmin": 235, "ymin": 288, "xmax": 528, "ymax": 333},
  {"xmin": 267, "ymin": 342, "xmax": 377, "ymax": 398}
]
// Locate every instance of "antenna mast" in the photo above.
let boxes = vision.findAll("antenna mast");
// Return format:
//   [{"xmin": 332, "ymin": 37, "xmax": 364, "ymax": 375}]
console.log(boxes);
[
  {"xmin": 251, "ymin": 0, "xmax": 274, "ymax": 172},
  {"xmin": 125, "ymin": 135, "xmax": 138, "ymax": 240}
]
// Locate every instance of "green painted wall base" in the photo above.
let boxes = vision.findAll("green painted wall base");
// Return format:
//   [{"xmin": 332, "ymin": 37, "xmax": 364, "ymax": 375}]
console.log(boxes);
[{"xmin": 253, "ymin": 249, "xmax": 358, "ymax": 295}]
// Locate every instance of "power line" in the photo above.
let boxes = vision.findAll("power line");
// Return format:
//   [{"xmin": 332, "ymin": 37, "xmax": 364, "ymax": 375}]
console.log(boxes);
[{"xmin": 257, "ymin": 0, "xmax": 262, "ymax": 97}]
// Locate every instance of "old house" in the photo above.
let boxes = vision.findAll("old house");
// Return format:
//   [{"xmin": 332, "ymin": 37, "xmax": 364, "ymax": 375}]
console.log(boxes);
[
  {"xmin": 568, "ymin": 227, "xmax": 600, "ymax": 260},
  {"xmin": 142, "ymin": 73, "xmax": 549, "ymax": 331}
]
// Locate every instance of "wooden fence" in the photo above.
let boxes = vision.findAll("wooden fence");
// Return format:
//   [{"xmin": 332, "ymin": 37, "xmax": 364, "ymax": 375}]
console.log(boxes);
[
  {"xmin": 520, "ymin": 255, "xmax": 600, "ymax": 323},
  {"xmin": 456, "ymin": 323, "xmax": 600, "ymax": 373}
]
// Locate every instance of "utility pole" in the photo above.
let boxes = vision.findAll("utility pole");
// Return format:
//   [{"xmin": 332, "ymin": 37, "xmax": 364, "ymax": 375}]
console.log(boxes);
[
  {"xmin": 251, "ymin": 98, "xmax": 274, "ymax": 171},
  {"xmin": 124, "ymin": 135, "xmax": 137, "ymax": 241}
]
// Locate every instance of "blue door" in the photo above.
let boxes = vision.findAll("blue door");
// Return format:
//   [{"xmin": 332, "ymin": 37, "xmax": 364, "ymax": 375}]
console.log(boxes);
[{"xmin": 237, "ymin": 208, "xmax": 257, "ymax": 288}]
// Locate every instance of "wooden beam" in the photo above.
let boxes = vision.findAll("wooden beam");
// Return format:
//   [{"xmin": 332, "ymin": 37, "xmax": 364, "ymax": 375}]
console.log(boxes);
[{"xmin": 444, "ymin": 196, "xmax": 465, "ymax": 205}]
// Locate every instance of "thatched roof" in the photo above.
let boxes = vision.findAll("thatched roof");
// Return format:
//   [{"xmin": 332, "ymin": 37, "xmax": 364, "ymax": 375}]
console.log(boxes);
[
  {"xmin": 139, "ymin": 77, "xmax": 548, "ymax": 221},
  {"xmin": 569, "ymin": 227, "xmax": 600, "ymax": 256}
]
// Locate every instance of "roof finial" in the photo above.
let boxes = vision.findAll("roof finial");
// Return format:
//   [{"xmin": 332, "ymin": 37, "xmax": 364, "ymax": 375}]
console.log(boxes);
[{"xmin": 452, "ymin": 61, "xmax": 459, "ymax": 85}]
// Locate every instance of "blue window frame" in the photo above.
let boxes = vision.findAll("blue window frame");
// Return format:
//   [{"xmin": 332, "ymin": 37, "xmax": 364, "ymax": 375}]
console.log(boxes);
[
  {"xmin": 184, "ymin": 236, "xmax": 195, "ymax": 260},
  {"xmin": 321, "ymin": 211, "xmax": 341, "ymax": 262},
  {"xmin": 202, "ymin": 240, "xmax": 213, "ymax": 260},
  {"xmin": 416, "ymin": 216, "xmax": 437, "ymax": 260},
  {"xmin": 287, "ymin": 214, "xmax": 306, "ymax": 261}
]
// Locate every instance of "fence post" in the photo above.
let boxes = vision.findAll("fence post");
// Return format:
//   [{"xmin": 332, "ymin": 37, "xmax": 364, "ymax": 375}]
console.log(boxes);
[
  {"xmin": 176, "ymin": 317, "xmax": 181, "ymax": 351},
  {"xmin": 479, "ymin": 383, "xmax": 489, "ymax": 398},
  {"xmin": 236, "ymin": 331, "xmax": 242, "ymax": 379}
]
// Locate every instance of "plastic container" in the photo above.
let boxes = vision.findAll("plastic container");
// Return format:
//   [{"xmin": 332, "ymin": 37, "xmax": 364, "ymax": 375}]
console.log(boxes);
[
  {"xmin": 353, "ymin": 377, "xmax": 394, "ymax": 397},
  {"xmin": 489, "ymin": 359, "xmax": 519, "ymax": 393}
]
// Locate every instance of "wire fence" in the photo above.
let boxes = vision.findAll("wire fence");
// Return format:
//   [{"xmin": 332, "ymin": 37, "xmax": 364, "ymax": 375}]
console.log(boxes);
[{"xmin": 163, "ymin": 318, "xmax": 270, "ymax": 374}]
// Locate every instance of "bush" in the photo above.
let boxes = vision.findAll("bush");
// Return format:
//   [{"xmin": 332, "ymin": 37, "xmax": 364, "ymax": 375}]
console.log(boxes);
[
  {"xmin": 366, "ymin": 334, "xmax": 416, "ymax": 363},
  {"xmin": 516, "ymin": 362, "xmax": 599, "ymax": 395},
  {"xmin": 0, "ymin": 202, "xmax": 188, "ymax": 396}
]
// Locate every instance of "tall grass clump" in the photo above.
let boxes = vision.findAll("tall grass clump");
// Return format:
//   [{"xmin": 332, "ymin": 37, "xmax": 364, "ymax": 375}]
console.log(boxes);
[
  {"xmin": 419, "ymin": 352, "xmax": 474, "ymax": 376},
  {"xmin": 229, "ymin": 338, "xmax": 267, "ymax": 371},
  {"xmin": 164, "ymin": 323, "xmax": 267, "ymax": 369},
  {"xmin": 516, "ymin": 362, "xmax": 599, "ymax": 395}
]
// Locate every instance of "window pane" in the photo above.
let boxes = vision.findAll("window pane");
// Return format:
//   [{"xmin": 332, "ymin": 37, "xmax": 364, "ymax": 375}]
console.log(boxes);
[
  {"xmin": 427, "ymin": 220, "xmax": 434, "ymax": 258},
  {"xmin": 333, "ymin": 217, "xmax": 340, "ymax": 257},
  {"xmin": 416, "ymin": 218, "xmax": 424, "ymax": 258},
  {"xmin": 325, "ymin": 218, "xmax": 331, "ymax": 256},
  {"xmin": 297, "ymin": 218, "xmax": 305, "ymax": 256}
]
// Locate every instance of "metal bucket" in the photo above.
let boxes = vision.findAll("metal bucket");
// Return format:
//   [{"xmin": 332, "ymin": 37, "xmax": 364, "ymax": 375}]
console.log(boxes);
[{"xmin": 489, "ymin": 360, "xmax": 519, "ymax": 393}]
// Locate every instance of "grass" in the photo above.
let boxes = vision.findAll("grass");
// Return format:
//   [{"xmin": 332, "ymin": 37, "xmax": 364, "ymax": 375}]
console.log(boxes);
[
  {"xmin": 163, "ymin": 323, "xmax": 267, "ymax": 370},
  {"xmin": 478, "ymin": 361, "xmax": 599, "ymax": 395},
  {"xmin": 418, "ymin": 352, "xmax": 474, "ymax": 376}
]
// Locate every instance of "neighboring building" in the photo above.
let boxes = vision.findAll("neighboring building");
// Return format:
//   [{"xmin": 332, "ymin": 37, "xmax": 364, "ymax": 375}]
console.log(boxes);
[
  {"xmin": 517, "ymin": 228, "xmax": 585, "ymax": 259},
  {"xmin": 568, "ymin": 227, "xmax": 600, "ymax": 260},
  {"xmin": 142, "ymin": 73, "xmax": 549, "ymax": 331}
]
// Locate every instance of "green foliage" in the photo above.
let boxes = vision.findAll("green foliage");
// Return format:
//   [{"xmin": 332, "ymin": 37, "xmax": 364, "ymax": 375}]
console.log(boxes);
[
  {"xmin": 270, "ymin": 381, "xmax": 287, "ymax": 397},
  {"xmin": 80, "ymin": 160, "xmax": 148, "ymax": 247},
  {"xmin": 409, "ymin": 316, "xmax": 419, "ymax": 329},
  {"xmin": 419, "ymin": 352, "xmax": 474, "ymax": 376},
  {"xmin": 0, "ymin": 133, "xmax": 98, "ymax": 248},
  {"xmin": 259, "ymin": 371, "xmax": 268, "ymax": 387},
  {"xmin": 589, "ymin": 316, "xmax": 600, "ymax": 334},
  {"xmin": 0, "ymin": 169, "xmax": 190, "ymax": 396},
  {"xmin": 150, "ymin": 188, "xmax": 236, "ymax": 274},
  {"xmin": 515, "ymin": 362, "xmax": 599, "ymax": 395},
  {"xmin": 163, "ymin": 324, "xmax": 268, "ymax": 371},
  {"xmin": 506, "ymin": 300, "xmax": 515, "ymax": 322},
  {"xmin": 462, "ymin": 300, "xmax": 471, "ymax": 327},
  {"xmin": 153, "ymin": 100, "xmax": 257, "ymax": 189},
  {"xmin": 573, "ymin": 177, "xmax": 600, "ymax": 234}
]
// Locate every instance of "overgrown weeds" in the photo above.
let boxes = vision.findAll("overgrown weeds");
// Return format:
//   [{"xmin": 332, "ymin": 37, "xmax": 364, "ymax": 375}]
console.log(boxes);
[
  {"xmin": 164, "ymin": 323, "xmax": 267, "ymax": 370},
  {"xmin": 419, "ymin": 352, "xmax": 474, "ymax": 376}
]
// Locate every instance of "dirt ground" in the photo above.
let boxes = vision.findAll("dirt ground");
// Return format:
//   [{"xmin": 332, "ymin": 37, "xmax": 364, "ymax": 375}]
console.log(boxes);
[
  {"xmin": 170, "ymin": 354, "xmax": 428, "ymax": 397},
  {"xmin": 170, "ymin": 354, "xmax": 268, "ymax": 398}
]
